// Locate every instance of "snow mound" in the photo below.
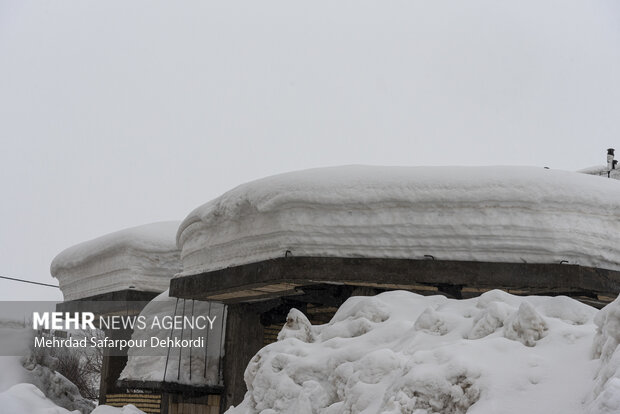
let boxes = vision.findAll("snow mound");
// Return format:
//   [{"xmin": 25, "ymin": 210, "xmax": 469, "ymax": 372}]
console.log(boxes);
[
  {"xmin": 0, "ymin": 382, "xmax": 145, "ymax": 414},
  {"xmin": 413, "ymin": 307, "xmax": 451, "ymax": 336},
  {"xmin": 277, "ymin": 309, "xmax": 315, "ymax": 343},
  {"xmin": 177, "ymin": 166, "xmax": 620, "ymax": 276},
  {"xmin": 91, "ymin": 405, "xmax": 145, "ymax": 414},
  {"xmin": 503, "ymin": 302, "xmax": 548, "ymax": 347},
  {"xmin": 467, "ymin": 301, "xmax": 513, "ymax": 340},
  {"xmin": 120, "ymin": 290, "xmax": 225, "ymax": 385},
  {"xmin": 0, "ymin": 383, "xmax": 79, "ymax": 414},
  {"xmin": 0, "ymin": 321, "xmax": 135, "ymax": 414},
  {"xmin": 20, "ymin": 351, "xmax": 95, "ymax": 413},
  {"xmin": 227, "ymin": 290, "xmax": 601, "ymax": 414},
  {"xmin": 51, "ymin": 221, "xmax": 181, "ymax": 301},
  {"xmin": 0, "ymin": 321, "xmax": 95, "ymax": 413},
  {"xmin": 587, "ymin": 296, "xmax": 620, "ymax": 413},
  {"xmin": 0, "ymin": 383, "xmax": 144, "ymax": 414}
]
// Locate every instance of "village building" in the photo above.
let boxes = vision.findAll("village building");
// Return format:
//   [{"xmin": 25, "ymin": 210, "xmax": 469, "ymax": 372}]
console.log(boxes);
[
  {"xmin": 51, "ymin": 222, "xmax": 225, "ymax": 413},
  {"xmin": 51, "ymin": 162, "xmax": 620, "ymax": 413},
  {"xmin": 169, "ymin": 165, "xmax": 620, "ymax": 408}
]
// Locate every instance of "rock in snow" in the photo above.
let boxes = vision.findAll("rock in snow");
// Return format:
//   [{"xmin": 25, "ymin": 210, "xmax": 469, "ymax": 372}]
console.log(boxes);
[
  {"xmin": 227, "ymin": 290, "xmax": 612, "ymax": 414},
  {"xmin": 177, "ymin": 166, "xmax": 620, "ymax": 277},
  {"xmin": 51, "ymin": 221, "xmax": 181, "ymax": 301}
]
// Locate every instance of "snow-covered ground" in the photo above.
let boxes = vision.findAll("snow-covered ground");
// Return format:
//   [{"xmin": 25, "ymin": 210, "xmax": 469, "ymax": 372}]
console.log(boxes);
[
  {"xmin": 588, "ymin": 294, "xmax": 620, "ymax": 412},
  {"xmin": 51, "ymin": 221, "xmax": 181, "ymax": 301},
  {"xmin": 0, "ymin": 384, "xmax": 144, "ymax": 414},
  {"xmin": 3, "ymin": 290, "xmax": 620, "ymax": 413},
  {"xmin": 120, "ymin": 290, "xmax": 226, "ymax": 385},
  {"xmin": 177, "ymin": 166, "xmax": 620, "ymax": 277},
  {"xmin": 0, "ymin": 321, "xmax": 147, "ymax": 414},
  {"xmin": 227, "ymin": 290, "xmax": 620, "ymax": 414},
  {"xmin": 0, "ymin": 368, "xmax": 146, "ymax": 413}
]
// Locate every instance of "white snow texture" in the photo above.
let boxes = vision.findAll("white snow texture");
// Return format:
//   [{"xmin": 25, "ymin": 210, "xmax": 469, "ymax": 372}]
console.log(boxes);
[
  {"xmin": 51, "ymin": 221, "xmax": 181, "ymax": 301},
  {"xmin": 0, "ymin": 320, "xmax": 146, "ymax": 414},
  {"xmin": 227, "ymin": 290, "xmax": 603, "ymax": 414},
  {"xmin": 177, "ymin": 166, "xmax": 620, "ymax": 276},
  {"xmin": 587, "ymin": 295, "xmax": 620, "ymax": 413}
]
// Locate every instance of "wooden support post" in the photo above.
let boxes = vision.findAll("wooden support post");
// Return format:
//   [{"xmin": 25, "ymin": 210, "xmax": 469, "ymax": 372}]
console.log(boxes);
[
  {"xmin": 99, "ymin": 327, "xmax": 132, "ymax": 405},
  {"xmin": 221, "ymin": 304, "xmax": 264, "ymax": 411}
]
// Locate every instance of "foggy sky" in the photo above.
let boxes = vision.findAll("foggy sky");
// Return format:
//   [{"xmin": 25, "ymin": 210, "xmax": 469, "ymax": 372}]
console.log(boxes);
[{"xmin": 1, "ymin": 0, "xmax": 619, "ymax": 301}]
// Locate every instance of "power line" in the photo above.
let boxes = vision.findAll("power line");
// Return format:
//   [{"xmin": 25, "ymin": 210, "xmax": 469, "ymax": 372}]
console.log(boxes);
[{"xmin": 0, "ymin": 275, "xmax": 59, "ymax": 288}]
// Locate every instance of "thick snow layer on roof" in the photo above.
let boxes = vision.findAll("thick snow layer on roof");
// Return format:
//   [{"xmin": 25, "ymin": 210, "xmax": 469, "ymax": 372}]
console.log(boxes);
[
  {"xmin": 120, "ymin": 290, "xmax": 226, "ymax": 386},
  {"xmin": 177, "ymin": 166, "xmax": 620, "ymax": 276},
  {"xmin": 227, "ymin": 290, "xmax": 607, "ymax": 414},
  {"xmin": 51, "ymin": 221, "xmax": 181, "ymax": 301}
]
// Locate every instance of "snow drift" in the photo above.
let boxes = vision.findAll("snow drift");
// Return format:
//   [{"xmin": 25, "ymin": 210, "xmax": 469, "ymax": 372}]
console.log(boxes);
[
  {"xmin": 0, "ymin": 320, "xmax": 95, "ymax": 413},
  {"xmin": 587, "ymin": 295, "xmax": 620, "ymax": 413},
  {"xmin": 227, "ymin": 290, "xmax": 602, "ymax": 414},
  {"xmin": 177, "ymin": 166, "xmax": 620, "ymax": 276},
  {"xmin": 0, "ymin": 321, "xmax": 145, "ymax": 414},
  {"xmin": 0, "ymin": 384, "xmax": 145, "ymax": 414},
  {"xmin": 51, "ymin": 221, "xmax": 181, "ymax": 301}
]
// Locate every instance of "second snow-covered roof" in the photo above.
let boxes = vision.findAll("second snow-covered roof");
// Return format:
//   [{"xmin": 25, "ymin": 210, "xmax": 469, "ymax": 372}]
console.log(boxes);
[
  {"xmin": 177, "ymin": 166, "xmax": 620, "ymax": 276},
  {"xmin": 51, "ymin": 221, "xmax": 181, "ymax": 301}
]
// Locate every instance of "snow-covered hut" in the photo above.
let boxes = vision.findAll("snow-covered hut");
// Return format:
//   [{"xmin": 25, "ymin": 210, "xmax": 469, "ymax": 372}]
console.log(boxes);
[
  {"xmin": 51, "ymin": 222, "xmax": 182, "ymax": 410},
  {"xmin": 52, "ymin": 221, "xmax": 228, "ymax": 413},
  {"xmin": 51, "ymin": 221, "xmax": 227, "ymax": 413},
  {"xmin": 170, "ymin": 165, "xmax": 620, "ymax": 406},
  {"xmin": 51, "ymin": 221, "xmax": 181, "ymax": 303}
]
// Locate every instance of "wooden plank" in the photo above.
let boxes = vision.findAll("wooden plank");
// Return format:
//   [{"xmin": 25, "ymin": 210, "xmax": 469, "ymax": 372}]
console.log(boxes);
[
  {"xmin": 208, "ymin": 288, "xmax": 301, "ymax": 302},
  {"xmin": 105, "ymin": 401, "xmax": 161, "ymax": 407},
  {"xmin": 254, "ymin": 283, "xmax": 301, "ymax": 293},
  {"xmin": 207, "ymin": 394, "xmax": 220, "ymax": 406},
  {"xmin": 208, "ymin": 289, "xmax": 276, "ymax": 300},
  {"xmin": 223, "ymin": 304, "xmax": 265, "ymax": 409},
  {"xmin": 106, "ymin": 397, "xmax": 161, "ymax": 402}
]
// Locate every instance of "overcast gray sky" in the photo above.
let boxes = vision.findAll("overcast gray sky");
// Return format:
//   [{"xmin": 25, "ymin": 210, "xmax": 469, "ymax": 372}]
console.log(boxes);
[{"xmin": 1, "ymin": 0, "xmax": 619, "ymax": 302}]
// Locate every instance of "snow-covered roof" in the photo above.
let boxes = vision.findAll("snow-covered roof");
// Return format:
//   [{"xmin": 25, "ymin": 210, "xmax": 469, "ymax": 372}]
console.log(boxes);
[
  {"xmin": 578, "ymin": 165, "xmax": 620, "ymax": 180},
  {"xmin": 177, "ymin": 165, "xmax": 620, "ymax": 276},
  {"xmin": 51, "ymin": 221, "xmax": 181, "ymax": 301}
]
